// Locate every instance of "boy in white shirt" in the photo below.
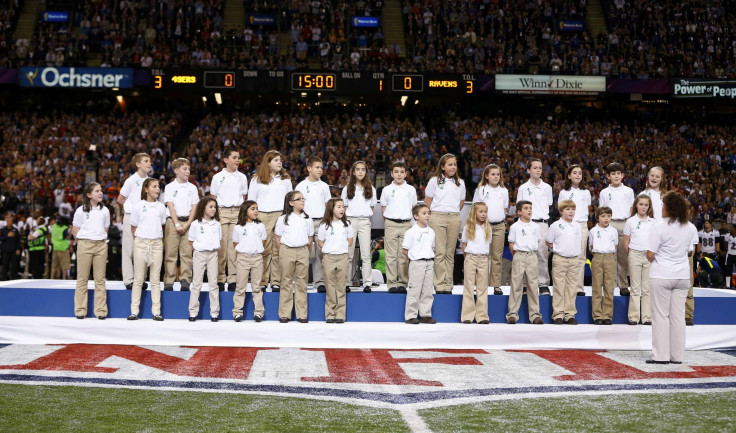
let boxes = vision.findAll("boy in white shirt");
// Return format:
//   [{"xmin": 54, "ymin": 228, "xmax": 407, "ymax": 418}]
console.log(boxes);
[
  {"xmin": 589, "ymin": 206, "xmax": 619, "ymax": 325},
  {"xmin": 296, "ymin": 157, "xmax": 332, "ymax": 292},
  {"xmin": 117, "ymin": 153, "xmax": 151, "ymax": 290},
  {"xmin": 598, "ymin": 162, "xmax": 635, "ymax": 295},
  {"xmin": 546, "ymin": 200, "xmax": 582, "ymax": 325},
  {"xmin": 163, "ymin": 158, "xmax": 199, "ymax": 291},
  {"xmin": 403, "ymin": 203, "xmax": 436, "ymax": 324},
  {"xmin": 506, "ymin": 201, "xmax": 544, "ymax": 325}
]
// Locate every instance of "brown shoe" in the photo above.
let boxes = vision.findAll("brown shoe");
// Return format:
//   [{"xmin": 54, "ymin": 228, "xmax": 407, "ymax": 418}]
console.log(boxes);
[
  {"xmin": 405, "ymin": 318, "xmax": 420, "ymax": 324},
  {"xmin": 565, "ymin": 318, "xmax": 579, "ymax": 325},
  {"xmin": 506, "ymin": 317, "xmax": 517, "ymax": 324},
  {"xmin": 420, "ymin": 317, "xmax": 437, "ymax": 324},
  {"xmin": 462, "ymin": 320, "xmax": 472, "ymax": 324},
  {"xmin": 478, "ymin": 320, "xmax": 490, "ymax": 324},
  {"xmin": 554, "ymin": 318, "xmax": 564, "ymax": 325},
  {"xmin": 532, "ymin": 317, "xmax": 544, "ymax": 325}
]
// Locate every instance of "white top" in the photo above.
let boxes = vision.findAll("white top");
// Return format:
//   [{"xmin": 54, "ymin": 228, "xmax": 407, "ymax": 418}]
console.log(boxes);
[
  {"xmin": 688, "ymin": 222, "xmax": 699, "ymax": 252},
  {"xmin": 588, "ymin": 224, "xmax": 618, "ymax": 254},
  {"xmin": 275, "ymin": 212, "xmax": 314, "ymax": 247},
  {"xmin": 545, "ymin": 219, "xmax": 582, "ymax": 257},
  {"xmin": 210, "ymin": 169, "xmax": 249, "ymax": 208},
  {"xmin": 558, "ymin": 187, "xmax": 591, "ymax": 223},
  {"xmin": 598, "ymin": 184, "xmax": 635, "ymax": 220},
  {"xmin": 402, "ymin": 224, "xmax": 435, "ymax": 260},
  {"xmin": 188, "ymin": 219, "xmax": 222, "ymax": 251},
  {"xmin": 317, "ymin": 220, "xmax": 354, "ymax": 254},
  {"xmin": 699, "ymin": 229, "xmax": 719, "ymax": 254},
  {"xmin": 248, "ymin": 175, "xmax": 293, "ymax": 212},
  {"xmin": 649, "ymin": 218, "xmax": 697, "ymax": 279},
  {"xmin": 516, "ymin": 179, "xmax": 553, "ymax": 220},
  {"xmin": 164, "ymin": 180, "xmax": 199, "ymax": 217},
  {"xmin": 130, "ymin": 201, "xmax": 167, "ymax": 239},
  {"xmin": 641, "ymin": 188, "xmax": 663, "ymax": 220},
  {"xmin": 341, "ymin": 185, "xmax": 378, "ymax": 218},
  {"xmin": 623, "ymin": 215, "xmax": 658, "ymax": 251},
  {"xmin": 461, "ymin": 224, "xmax": 491, "ymax": 255},
  {"xmin": 472, "ymin": 185, "xmax": 509, "ymax": 223},
  {"xmin": 380, "ymin": 182, "xmax": 418, "ymax": 220},
  {"xmin": 120, "ymin": 172, "xmax": 149, "ymax": 214},
  {"xmin": 724, "ymin": 233, "xmax": 736, "ymax": 255},
  {"xmin": 425, "ymin": 177, "xmax": 466, "ymax": 213},
  {"xmin": 508, "ymin": 220, "xmax": 540, "ymax": 252},
  {"xmin": 72, "ymin": 205, "xmax": 110, "ymax": 241},
  {"xmin": 296, "ymin": 179, "xmax": 331, "ymax": 219},
  {"xmin": 232, "ymin": 222, "xmax": 267, "ymax": 254}
]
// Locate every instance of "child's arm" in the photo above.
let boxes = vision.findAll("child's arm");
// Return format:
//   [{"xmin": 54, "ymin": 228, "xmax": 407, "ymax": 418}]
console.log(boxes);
[
  {"xmin": 70, "ymin": 226, "xmax": 80, "ymax": 238},
  {"xmin": 317, "ymin": 238, "xmax": 325, "ymax": 249},
  {"xmin": 131, "ymin": 226, "xmax": 137, "ymax": 238},
  {"xmin": 623, "ymin": 235, "xmax": 631, "ymax": 255},
  {"xmin": 461, "ymin": 242, "xmax": 467, "ymax": 255},
  {"xmin": 308, "ymin": 235, "xmax": 314, "ymax": 247},
  {"xmin": 508, "ymin": 242, "xmax": 515, "ymax": 255},
  {"xmin": 402, "ymin": 248, "xmax": 409, "ymax": 256},
  {"xmin": 274, "ymin": 235, "xmax": 281, "ymax": 250}
]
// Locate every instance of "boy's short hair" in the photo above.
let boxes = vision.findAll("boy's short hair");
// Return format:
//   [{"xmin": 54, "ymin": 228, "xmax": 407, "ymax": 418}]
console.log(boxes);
[
  {"xmin": 132, "ymin": 153, "xmax": 150, "ymax": 166},
  {"xmin": 605, "ymin": 162, "xmax": 624, "ymax": 174},
  {"xmin": 171, "ymin": 158, "xmax": 190, "ymax": 170},
  {"xmin": 596, "ymin": 206, "xmax": 613, "ymax": 217},
  {"xmin": 412, "ymin": 203, "xmax": 429, "ymax": 218},
  {"xmin": 224, "ymin": 149, "xmax": 239, "ymax": 158},
  {"xmin": 391, "ymin": 160, "xmax": 407, "ymax": 171},
  {"xmin": 306, "ymin": 157, "xmax": 323, "ymax": 167},
  {"xmin": 527, "ymin": 157, "xmax": 542, "ymax": 167},
  {"xmin": 516, "ymin": 200, "xmax": 532, "ymax": 212},
  {"xmin": 558, "ymin": 199, "xmax": 576, "ymax": 211}
]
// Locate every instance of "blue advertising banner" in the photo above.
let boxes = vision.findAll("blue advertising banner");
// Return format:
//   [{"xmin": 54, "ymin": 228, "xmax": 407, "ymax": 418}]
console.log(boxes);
[
  {"xmin": 557, "ymin": 20, "xmax": 584, "ymax": 32},
  {"xmin": 42, "ymin": 11, "xmax": 69, "ymax": 22},
  {"xmin": 19, "ymin": 67, "xmax": 134, "ymax": 88},
  {"xmin": 246, "ymin": 14, "xmax": 275, "ymax": 26},
  {"xmin": 352, "ymin": 16, "xmax": 379, "ymax": 28}
]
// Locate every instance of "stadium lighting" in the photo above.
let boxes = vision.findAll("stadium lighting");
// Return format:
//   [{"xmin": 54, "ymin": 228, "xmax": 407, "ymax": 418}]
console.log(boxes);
[
  {"xmin": 400, "ymin": 96, "xmax": 408, "ymax": 106},
  {"xmin": 414, "ymin": 99, "xmax": 419, "ymax": 105},
  {"xmin": 214, "ymin": 93, "xmax": 222, "ymax": 105}
]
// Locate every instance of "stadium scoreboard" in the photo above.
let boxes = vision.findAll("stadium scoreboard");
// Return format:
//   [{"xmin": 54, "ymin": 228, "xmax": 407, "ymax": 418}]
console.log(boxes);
[{"xmin": 151, "ymin": 69, "xmax": 482, "ymax": 95}]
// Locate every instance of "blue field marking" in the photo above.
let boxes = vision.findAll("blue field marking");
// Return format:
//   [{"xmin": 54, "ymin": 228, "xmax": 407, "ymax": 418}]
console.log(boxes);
[
  {"xmin": 0, "ymin": 345, "xmax": 9, "ymax": 350},
  {"xmin": 1, "ymin": 374, "xmax": 735, "ymax": 404},
  {"xmin": 715, "ymin": 349, "xmax": 736, "ymax": 358}
]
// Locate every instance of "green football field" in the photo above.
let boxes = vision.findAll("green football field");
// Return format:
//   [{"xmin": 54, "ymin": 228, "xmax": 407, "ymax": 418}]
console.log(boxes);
[{"xmin": 1, "ymin": 384, "xmax": 734, "ymax": 432}]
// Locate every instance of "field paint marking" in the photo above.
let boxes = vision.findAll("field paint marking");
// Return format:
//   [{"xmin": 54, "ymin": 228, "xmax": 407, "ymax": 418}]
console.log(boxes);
[{"xmin": 398, "ymin": 407, "xmax": 432, "ymax": 433}]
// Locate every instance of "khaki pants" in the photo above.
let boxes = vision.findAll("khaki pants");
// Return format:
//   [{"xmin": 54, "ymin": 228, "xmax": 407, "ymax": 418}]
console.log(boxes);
[
  {"xmin": 260, "ymin": 211, "xmax": 282, "ymax": 287},
  {"xmin": 686, "ymin": 255, "xmax": 694, "ymax": 320},
  {"xmin": 430, "ymin": 212, "xmax": 461, "ymax": 292},
  {"xmin": 576, "ymin": 222, "xmax": 588, "ymax": 292},
  {"xmin": 552, "ymin": 255, "xmax": 580, "ymax": 320},
  {"xmin": 74, "ymin": 239, "xmax": 108, "ymax": 317},
  {"xmin": 122, "ymin": 213, "xmax": 134, "ymax": 285},
  {"xmin": 488, "ymin": 222, "xmax": 506, "ymax": 288},
  {"xmin": 51, "ymin": 249, "xmax": 70, "ymax": 279},
  {"xmin": 234, "ymin": 253, "xmax": 265, "ymax": 316},
  {"xmin": 164, "ymin": 219, "xmax": 193, "ymax": 284},
  {"xmin": 536, "ymin": 222, "xmax": 550, "ymax": 286},
  {"xmin": 278, "ymin": 245, "xmax": 309, "ymax": 320},
  {"xmin": 131, "ymin": 237, "xmax": 163, "ymax": 316},
  {"xmin": 591, "ymin": 252, "xmax": 616, "ymax": 320},
  {"xmin": 462, "ymin": 254, "xmax": 489, "ymax": 322},
  {"xmin": 323, "ymin": 253, "xmax": 348, "ymax": 320},
  {"xmin": 384, "ymin": 220, "xmax": 411, "ymax": 289},
  {"xmin": 650, "ymin": 278, "xmax": 689, "ymax": 363},
  {"xmin": 189, "ymin": 250, "xmax": 220, "ymax": 317},
  {"xmin": 218, "ymin": 207, "xmax": 239, "ymax": 284},
  {"xmin": 347, "ymin": 217, "xmax": 372, "ymax": 287},
  {"xmin": 611, "ymin": 220, "xmax": 629, "ymax": 288},
  {"xmin": 628, "ymin": 249, "xmax": 651, "ymax": 322},
  {"xmin": 309, "ymin": 219, "xmax": 324, "ymax": 287},
  {"xmin": 507, "ymin": 251, "xmax": 541, "ymax": 321},
  {"xmin": 405, "ymin": 259, "xmax": 434, "ymax": 320}
]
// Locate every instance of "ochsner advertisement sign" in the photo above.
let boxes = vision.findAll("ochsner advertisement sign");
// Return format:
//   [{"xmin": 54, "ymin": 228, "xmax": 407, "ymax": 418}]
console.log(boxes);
[
  {"xmin": 20, "ymin": 67, "xmax": 133, "ymax": 88},
  {"xmin": 495, "ymin": 74, "xmax": 606, "ymax": 95},
  {"xmin": 672, "ymin": 78, "xmax": 736, "ymax": 99}
]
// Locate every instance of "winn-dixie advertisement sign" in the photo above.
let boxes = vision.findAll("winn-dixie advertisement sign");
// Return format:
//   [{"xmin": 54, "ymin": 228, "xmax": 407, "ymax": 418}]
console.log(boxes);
[
  {"xmin": 20, "ymin": 67, "xmax": 133, "ymax": 88},
  {"xmin": 672, "ymin": 79, "xmax": 736, "ymax": 99},
  {"xmin": 496, "ymin": 74, "xmax": 606, "ymax": 95}
]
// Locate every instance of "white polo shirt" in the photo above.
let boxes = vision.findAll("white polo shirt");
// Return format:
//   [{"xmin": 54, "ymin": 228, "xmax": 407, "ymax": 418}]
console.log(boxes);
[
  {"xmin": 623, "ymin": 215, "xmax": 657, "ymax": 251},
  {"xmin": 558, "ymin": 187, "xmax": 591, "ymax": 223},
  {"xmin": 210, "ymin": 169, "xmax": 248, "ymax": 208},
  {"xmin": 232, "ymin": 222, "xmax": 266, "ymax": 254},
  {"xmin": 699, "ymin": 229, "xmax": 719, "ymax": 254},
  {"xmin": 130, "ymin": 201, "xmax": 167, "ymax": 240},
  {"xmin": 296, "ymin": 178, "xmax": 331, "ymax": 219},
  {"xmin": 725, "ymin": 233, "xmax": 736, "ymax": 255},
  {"xmin": 425, "ymin": 176, "xmax": 466, "ymax": 213},
  {"xmin": 588, "ymin": 224, "xmax": 618, "ymax": 254},
  {"xmin": 317, "ymin": 220, "xmax": 354, "ymax": 254},
  {"xmin": 275, "ymin": 212, "xmax": 314, "ymax": 247},
  {"xmin": 164, "ymin": 180, "xmax": 199, "ymax": 217},
  {"xmin": 688, "ymin": 222, "xmax": 699, "ymax": 252},
  {"xmin": 72, "ymin": 205, "xmax": 110, "ymax": 241},
  {"xmin": 516, "ymin": 179, "xmax": 553, "ymax": 220},
  {"xmin": 649, "ymin": 218, "xmax": 696, "ymax": 279},
  {"xmin": 188, "ymin": 218, "xmax": 222, "ymax": 251},
  {"xmin": 461, "ymin": 224, "xmax": 491, "ymax": 255},
  {"xmin": 641, "ymin": 188, "xmax": 663, "ymax": 220},
  {"xmin": 249, "ymin": 175, "xmax": 293, "ymax": 212},
  {"xmin": 120, "ymin": 172, "xmax": 149, "ymax": 214},
  {"xmin": 472, "ymin": 185, "xmax": 509, "ymax": 223},
  {"xmin": 599, "ymin": 184, "xmax": 635, "ymax": 220},
  {"xmin": 508, "ymin": 220, "xmax": 539, "ymax": 252},
  {"xmin": 380, "ymin": 182, "xmax": 417, "ymax": 220},
  {"xmin": 545, "ymin": 219, "xmax": 582, "ymax": 257},
  {"xmin": 402, "ymin": 224, "xmax": 435, "ymax": 260},
  {"xmin": 342, "ymin": 186, "xmax": 378, "ymax": 218}
]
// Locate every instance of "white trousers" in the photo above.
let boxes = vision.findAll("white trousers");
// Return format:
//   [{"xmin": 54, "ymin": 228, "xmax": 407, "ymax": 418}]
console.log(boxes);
[{"xmin": 650, "ymin": 278, "xmax": 689, "ymax": 363}]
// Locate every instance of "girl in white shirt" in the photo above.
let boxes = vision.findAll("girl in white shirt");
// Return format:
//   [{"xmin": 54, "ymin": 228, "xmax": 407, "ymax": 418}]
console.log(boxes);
[
  {"xmin": 558, "ymin": 164, "xmax": 592, "ymax": 296},
  {"xmin": 424, "ymin": 153, "xmax": 466, "ymax": 294},
  {"xmin": 342, "ymin": 161, "xmax": 377, "ymax": 293},
  {"xmin": 275, "ymin": 191, "xmax": 314, "ymax": 323},
  {"xmin": 318, "ymin": 198, "xmax": 354, "ymax": 323},
  {"xmin": 71, "ymin": 182, "xmax": 110, "ymax": 320},
  {"xmin": 460, "ymin": 202, "xmax": 491, "ymax": 324},
  {"xmin": 623, "ymin": 194, "xmax": 657, "ymax": 325},
  {"xmin": 232, "ymin": 200, "xmax": 267, "ymax": 322},
  {"xmin": 187, "ymin": 197, "xmax": 222, "ymax": 322},
  {"xmin": 128, "ymin": 178, "xmax": 167, "ymax": 321},
  {"xmin": 472, "ymin": 164, "xmax": 509, "ymax": 296},
  {"xmin": 641, "ymin": 166, "xmax": 666, "ymax": 220}
]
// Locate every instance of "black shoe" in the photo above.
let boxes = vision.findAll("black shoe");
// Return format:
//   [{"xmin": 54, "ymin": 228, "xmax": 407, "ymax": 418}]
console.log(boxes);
[
  {"xmin": 493, "ymin": 287, "xmax": 503, "ymax": 295},
  {"xmin": 234, "ymin": 314, "xmax": 243, "ymax": 322},
  {"xmin": 646, "ymin": 359, "xmax": 669, "ymax": 364},
  {"xmin": 271, "ymin": 285, "xmax": 281, "ymax": 292},
  {"xmin": 97, "ymin": 316, "xmax": 106, "ymax": 320},
  {"xmin": 164, "ymin": 284, "xmax": 174, "ymax": 291},
  {"xmin": 346, "ymin": 286, "xmax": 351, "ymax": 293},
  {"xmin": 363, "ymin": 286, "xmax": 372, "ymax": 293},
  {"xmin": 506, "ymin": 317, "xmax": 517, "ymax": 324},
  {"xmin": 686, "ymin": 318, "xmax": 694, "ymax": 326},
  {"xmin": 532, "ymin": 317, "xmax": 544, "ymax": 325},
  {"xmin": 127, "ymin": 314, "xmax": 138, "ymax": 320},
  {"xmin": 628, "ymin": 320, "xmax": 638, "ymax": 325},
  {"xmin": 254, "ymin": 314, "xmax": 263, "ymax": 322},
  {"xmin": 565, "ymin": 318, "xmax": 578, "ymax": 325},
  {"xmin": 577, "ymin": 291, "xmax": 585, "ymax": 297},
  {"xmin": 142, "ymin": 282, "xmax": 148, "ymax": 291},
  {"xmin": 462, "ymin": 320, "xmax": 472, "ymax": 324},
  {"xmin": 436, "ymin": 290, "xmax": 452, "ymax": 295},
  {"xmin": 420, "ymin": 317, "xmax": 437, "ymax": 324},
  {"xmin": 554, "ymin": 318, "xmax": 564, "ymax": 324},
  {"xmin": 211, "ymin": 317, "xmax": 219, "ymax": 322},
  {"xmin": 153, "ymin": 315, "xmax": 164, "ymax": 321},
  {"xmin": 398, "ymin": 286, "xmax": 407, "ymax": 294},
  {"xmin": 522, "ymin": 287, "xmax": 527, "ymax": 294},
  {"xmin": 189, "ymin": 317, "xmax": 196, "ymax": 322},
  {"xmin": 217, "ymin": 282, "xmax": 225, "ymax": 292},
  {"xmin": 594, "ymin": 319, "xmax": 604, "ymax": 325},
  {"xmin": 670, "ymin": 361, "xmax": 683, "ymax": 365},
  {"xmin": 260, "ymin": 285, "xmax": 268, "ymax": 291},
  {"xmin": 297, "ymin": 318, "xmax": 308, "ymax": 323},
  {"xmin": 335, "ymin": 318, "xmax": 345, "ymax": 324},
  {"xmin": 479, "ymin": 320, "xmax": 491, "ymax": 324},
  {"xmin": 619, "ymin": 287, "xmax": 631, "ymax": 296},
  {"xmin": 539, "ymin": 286, "xmax": 551, "ymax": 296},
  {"xmin": 76, "ymin": 315, "xmax": 85, "ymax": 319},
  {"xmin": 405, "ymin": 318, "xmax": 420, "ymax": 324},
  {"xmin": 279, "ymin": 317, "xmax": 289, "ymax": 323},
  {"xmin": 227, "ymin": 283, "xmax": 236, "ymax": 292},
  {"xmin": 317, "ymin": 285, "xmax": 326, "ymax": 293},
  {"xmin": 388, "ymin": 287, "xmax": 399, "ymax": 293},
  {"xmin": 326, "ymin": 318, "xmax": 335, "ymax": 323},
  {"xmin": 125, "ymin": 284, "xmax": 133, "ymax": 290},
  {"xmin": 179, "ymin": 279, "xmax": 190, "ymax": 291},
  {"xmin": 643, "ymin": 321, "xmax": 652, "ymax": 325},
  {"xmin": 602, "ymin": 319, "xmax": 612, "ymax": 325}
]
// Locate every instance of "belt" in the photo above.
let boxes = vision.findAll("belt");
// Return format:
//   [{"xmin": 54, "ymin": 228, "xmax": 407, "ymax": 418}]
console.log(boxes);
[
  {"xmin": 312, "ymin": 218, "xmax": 321, "ymax": 221},
  {"xmin": 611, "ymin": 219, "xmax": 626, "ymax": 222},
  {"xmin": 593, "ymin": 252, "xmax": 615, "ymax": 255},
  {"xmin": 221, "ymin": 206, "xmax": 239, "ymax": 210},
  {"xmin": 466, "ymin": 253, "xmax": 489, "ymax": 257},
  {"xmin": 555, "ymin": 254, "xmax": 578, "ymax": 259},
  {"xmin": 282, "ymin": 244, "xmax": 308, "ymax": 249},
  {"xmin": 490, "ymin": 220, "xmax": 505, "ymax": 226},
  {"xmin": 414, "ymin": 258, "xmax": 433, "ymax": 261},
  {"xmin": 168, "ymin": 216, "xmax": 190, "ymax": 220},
  {"xmin": 260, "ymin": 210, "xmax": 281, "ymax": 214},
  {"xmin": 387, "ymin": 218, "xmax": 411, "ymax": 223},
  {"xmin": 348, "ymin": 216, "xmax": 371, "ymax": 219},
  {"xmin": 515, "ymin": 250, "xmax": 536, "ymax": 254},
  {"xmin": 238, "ymin": 252, "xmax": 262, "ymax": 257},
  {"xmin": 532, "ymin": 219, "xmax": 548, "ymax": 223}
]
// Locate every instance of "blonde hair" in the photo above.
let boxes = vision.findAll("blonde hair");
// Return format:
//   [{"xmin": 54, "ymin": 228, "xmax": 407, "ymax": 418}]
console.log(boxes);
[
  {"xmin": 478, "ymin": 164, "xmax": 505, "ymax": 188},
  {"xmin": 465, "ymin": 202, "xmax": 491, "ymax": 242},
  {"xmin": 171, "ymin": 158, "xmax": 190, "ymax": 170},
  {"xmin": 646, "ymin": 166, "xmax": 667, "ymax": 191},
  {"xmin": 558, "ymin": 199, "xmax": 576, "ymax": 212}
]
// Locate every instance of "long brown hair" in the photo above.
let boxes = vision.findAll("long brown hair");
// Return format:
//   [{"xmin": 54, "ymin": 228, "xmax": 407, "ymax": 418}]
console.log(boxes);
[
  {"xmin": 662, "ymin": 191, "xmax": 689, "ymax": 225},
  {"xmin": 465, "ymin": 202, "xmax": 491, "ymax": 242},
  {"xmin": 282, "ymin": 191, "xmax": 309, "ymax": 225},
  {"xmin": 346, "ymin": 161, "xmax": 374, "ymax": 200},
  {"xmin": 433, "ymin": 153, "xmax": 461, "ymax": 186},
  {"xmin": 255, "ymin": 150, "xmax": 291, "ymax": 185},
  {"xmin": 320, "ymin": 198, "xmax": 349, "ymax": 229},
  {"xmin": 82, "ymin": 182, "xmax": 103, "ymax": 212},
  {"xmin": 563, "ymin": 164, "xmax": 587, "ymax": 191},
  {"xmin": 237, "ymin": 200, "xmax": 260, "ymax": 225},
  {"xmin": 140, "ymin": 178, "xmax": 158, "ymax": 200},
  {"xmin": 193, "ymin": 196, "xmax": 220, "ymax": 222},
  {"xmin": 631, "ymin": 194, "xmax": 654, "ymax": 218},
  {"xmin": 478, "ymin": 164, "xmax": 505, "ymax": 188}
]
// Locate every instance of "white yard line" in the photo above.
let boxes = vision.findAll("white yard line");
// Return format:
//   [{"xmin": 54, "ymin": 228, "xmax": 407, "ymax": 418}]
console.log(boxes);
[{"xmin": 398, "ymin": 406, "xmax": 432, "ymax": 433}]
